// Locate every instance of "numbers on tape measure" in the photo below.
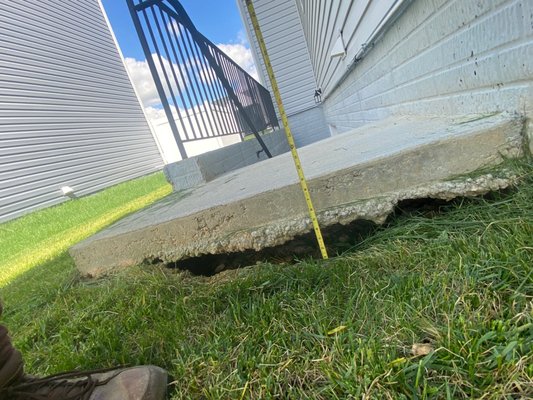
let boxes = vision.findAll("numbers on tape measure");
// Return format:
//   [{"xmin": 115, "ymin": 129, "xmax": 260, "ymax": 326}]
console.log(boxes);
[{"xmin": 246, "ymin": 0, "xmax": 329, "ymax": 260}]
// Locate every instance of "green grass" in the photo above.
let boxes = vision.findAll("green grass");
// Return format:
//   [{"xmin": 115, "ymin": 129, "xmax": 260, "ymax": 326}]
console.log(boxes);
[
  {"xmin": 1, "ymin": 159, "xmax": 532, "ymax": 399},
  {"xmin": 0, "ymin": 172, "xmax": 171, "ymax": 287}
]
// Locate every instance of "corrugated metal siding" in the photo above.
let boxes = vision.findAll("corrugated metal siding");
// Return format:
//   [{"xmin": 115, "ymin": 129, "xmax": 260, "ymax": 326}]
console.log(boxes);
[
  {"xmin": 237, "ymin": 0, "xmax": 317, "ymax": 116},
  {"xmin": 322, "ymin": 0, "xmax": 533, "ymax": 133},
  {"xmin": 237, "ymin": 0, "xmax": 330, "ymax": 146},
  {"xmin": 0, "ymin": 0, "xmax": 163, "ymax": 222},
  {"xmin": 296, "ymin": 0, "xmax": 404, "ymax": 96}
]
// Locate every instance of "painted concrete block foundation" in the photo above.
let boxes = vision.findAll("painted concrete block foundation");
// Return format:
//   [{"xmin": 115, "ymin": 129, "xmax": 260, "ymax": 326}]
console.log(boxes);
[
  {"xmin": 164, "ymin": 129, "xmax": 289, "ymax": 191},
  {"xmin": 323, "ymin": 0, "xmax": 533, "ymax": 135}
]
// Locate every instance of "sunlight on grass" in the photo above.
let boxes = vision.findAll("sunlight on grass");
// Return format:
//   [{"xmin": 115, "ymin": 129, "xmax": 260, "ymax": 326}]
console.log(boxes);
[
  {"xmin": 1, "ymin": 159, "xmax": 531, "ymax": 399},
  {"xmin": 0, "ymin": 174, "xmax": 171, "ymax": 287}
]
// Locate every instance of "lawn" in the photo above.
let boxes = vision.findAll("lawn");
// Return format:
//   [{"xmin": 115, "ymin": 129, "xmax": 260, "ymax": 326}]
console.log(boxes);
[
  {"xmin": 0, "ymin": 172, "xmax": 171, "ymax": 287},
  {"xmin": 0, "ymin": 159, "xmax": 532, "ymax": 399}
]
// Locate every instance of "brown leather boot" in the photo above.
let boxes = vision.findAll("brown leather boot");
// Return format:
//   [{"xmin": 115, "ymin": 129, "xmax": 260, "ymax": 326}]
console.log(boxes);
[
  {"xmin": 0, "ymin": 304, "xmax": 169, "ymax": 399},
  {"xmin": 0, "ymin": 303, "xmax": 25, "ymax": 391},
  {"xmin": 1, "ymin": 365, "xmax": 169, "ymax": 399}
]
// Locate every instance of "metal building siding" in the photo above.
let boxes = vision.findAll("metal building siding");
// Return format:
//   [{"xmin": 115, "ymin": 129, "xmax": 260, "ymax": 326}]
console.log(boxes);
[
  {"xmin": 237, "ymin": 0, "xmax": 318, "ymax": 116},
  {"xmin": 0, "ymin": 0, "xmax": 163, "ymax": 222},
  {"xmin": 296, "ymin": 0, "xmax": 404, "ymax": 96},
  {"xmin": 322, "ymin": 0, "xmax": 533, "ymax": 133}
]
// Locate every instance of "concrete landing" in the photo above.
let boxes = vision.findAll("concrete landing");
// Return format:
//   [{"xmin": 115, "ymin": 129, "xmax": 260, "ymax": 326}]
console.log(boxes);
[{"xmin": 70, "ymin": 114, "xmax": 525, "ymax": 277}]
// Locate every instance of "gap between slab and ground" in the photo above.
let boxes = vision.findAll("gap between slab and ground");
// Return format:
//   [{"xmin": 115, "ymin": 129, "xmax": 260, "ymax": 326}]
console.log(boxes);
[{"xmin": 70, "ymin": 113, "xmax": 527, "ymax": 277}]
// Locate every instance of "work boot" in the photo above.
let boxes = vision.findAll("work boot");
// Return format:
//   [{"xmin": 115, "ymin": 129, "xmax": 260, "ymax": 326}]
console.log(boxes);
[
  {"xmin": 0, "ymin": 365, "xmax": 169, "ymax": 400},
  {"xmin": 0, "ymin": 303, "xmax": 169, "ymax": 399},
  {"xmin": 0, "ymin": 303, "xmax": 24, "ymax": 391}
]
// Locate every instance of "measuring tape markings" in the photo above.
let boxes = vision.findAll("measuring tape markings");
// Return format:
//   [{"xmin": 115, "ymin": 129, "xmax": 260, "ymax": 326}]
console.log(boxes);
[{"xmin": 245, "ymin": 0, "xmax": 328, "ymax": 259}]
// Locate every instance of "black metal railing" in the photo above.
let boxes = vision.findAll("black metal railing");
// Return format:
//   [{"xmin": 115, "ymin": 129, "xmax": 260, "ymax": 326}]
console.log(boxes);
[{"xmin": 126, "ymin": 0, "xmax": 279, "ymax": 159}]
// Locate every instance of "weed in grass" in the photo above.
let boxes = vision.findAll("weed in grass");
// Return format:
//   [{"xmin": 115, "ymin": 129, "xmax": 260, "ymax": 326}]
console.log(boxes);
[{"xmin": 0, "ymin": 159, "xmax": 531, "ymax": 399}]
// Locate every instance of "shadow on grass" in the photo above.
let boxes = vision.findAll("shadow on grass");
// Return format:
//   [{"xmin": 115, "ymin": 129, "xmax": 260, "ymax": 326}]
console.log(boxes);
[
  {"xmin": 0, "ymin": 158, "xmax": 530, "ymax": 399},
  {"xmin": 1, "ymin": 253, "xmax": 78, "ymax": 325}
]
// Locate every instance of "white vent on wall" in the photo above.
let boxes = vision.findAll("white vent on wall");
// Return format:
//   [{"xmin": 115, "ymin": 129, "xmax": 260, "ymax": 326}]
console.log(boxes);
[
  {"xmin": 330, "ymin": 31, "xmax": 346, "ymax": 59},
  {"xmin": 61, "ymin": 186, "xmax": 77, "ymax": 199}
]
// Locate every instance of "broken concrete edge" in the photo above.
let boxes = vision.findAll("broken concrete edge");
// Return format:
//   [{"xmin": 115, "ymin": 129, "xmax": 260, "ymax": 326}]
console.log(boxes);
[
  {"xmin": 69, "ymin": 113, "xmax": 525, "ymax": 278},
  {"xmin": 525, "ymin": 118, "xmax": 533, "ymax": 156},
  {"xmin": 71, "ymin": 170, "xmax": 519, "ymax": 279},
  {"xmin": 162, "ymin": 171, "xmax": 519, "ymax": 255},
  {"xmin": 163, "ymin": 129, "xmax": 289, "ymax": 191}
]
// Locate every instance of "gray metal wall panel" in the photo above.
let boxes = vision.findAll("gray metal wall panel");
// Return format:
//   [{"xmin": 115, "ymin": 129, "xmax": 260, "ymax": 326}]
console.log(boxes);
[
  {"xmin": 237, "ymin": 0, "xmax": 329, "ymax": 146},
  {"xmin": 321, "ymin": 0, "xmax": 533, "ymax": 133},
  {"xmin": 296, "ymin": 0, "xmax": 402, "ymax": 97},
  {"xmin": 0, "ymin": 0, "xmax": 163, "ymax": 222}
]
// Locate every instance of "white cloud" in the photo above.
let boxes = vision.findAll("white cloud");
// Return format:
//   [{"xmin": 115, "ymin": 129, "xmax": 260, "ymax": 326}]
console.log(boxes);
[
  {"xmin": 237, "ymin": 30, "xmax": 250, "ymax": 47},
  {"xmin": 124, "ymin": 55, "xmax": 187, "ymax": 107},
  {"xmin": 166, "ymin": 20, "xmax": 182, "ymax": 36},
  {"xmin": 125, "ymin": 57, "xmax": 161, "ymax": 107},
  {"xmin": 124, "ymin": 35, "xmax": 259, "ymax": 110},
  {"xmin": 124, "ymin": 33, "xmax": 260, "ymax": 142},
  {"xmin": 144, "ymin": 105, "xmax": 175, "ymax": 123},
  {"xmin": 216, "ymin": 43, "xmax": 258, "ymax": 81}
]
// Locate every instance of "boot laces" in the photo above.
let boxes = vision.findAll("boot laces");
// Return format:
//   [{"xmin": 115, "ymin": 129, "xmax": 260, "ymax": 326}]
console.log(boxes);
[{"xmin": 0, "ymin": 366, "xmax": 124, "ymax": 400}]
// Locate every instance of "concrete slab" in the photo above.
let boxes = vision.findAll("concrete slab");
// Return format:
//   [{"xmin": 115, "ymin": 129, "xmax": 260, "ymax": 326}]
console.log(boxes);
[{"xmin": 70, "ymin": 113, "xmax": 525, "ymax": 277}]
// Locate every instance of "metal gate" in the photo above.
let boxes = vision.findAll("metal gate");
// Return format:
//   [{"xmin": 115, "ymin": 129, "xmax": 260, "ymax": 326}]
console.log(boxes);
[{"xmin": 126, "ymin": 0, "xmax": 279, "ymax": 159}]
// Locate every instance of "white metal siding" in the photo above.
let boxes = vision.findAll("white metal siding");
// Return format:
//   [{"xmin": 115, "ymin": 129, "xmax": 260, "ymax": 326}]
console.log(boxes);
[
  {"xmin": 239, "ymin": 0, "xmax": 317, "ymax": 115},
  {"xmin": 237, "ymin": 0, "xmax": 329, "ymax": 146},
  {"xmin": 322, "ymin": 0, "xmax": 533, "ymax": 133},
  {"xmin": 0, "ymin": 0, "xmax": 163, "ymax": 222},
  {"xmin": 296, "ymin": 0, "xmax": 405, "ymax": 96}
]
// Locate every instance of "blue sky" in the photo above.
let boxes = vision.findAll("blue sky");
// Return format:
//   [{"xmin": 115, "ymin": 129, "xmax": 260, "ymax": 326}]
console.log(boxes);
[
  {"xmin": 101, "ymin": 0, "xmax": 247, "ymax": 61},
  {"xmin": 99, "ymin": 0, "xmax": 260, "ymax": 161},
  {"xmin": 100, "ymin": 0, "xmax": 258, "ymax": 112}
]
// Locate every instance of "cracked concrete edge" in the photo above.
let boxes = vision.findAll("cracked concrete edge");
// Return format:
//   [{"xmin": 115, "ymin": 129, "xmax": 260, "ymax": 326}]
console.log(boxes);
[
  {"xmin": 207, "ymin": 171, "xmax": 519, "ymax": 252},
  {"xmin": 71, "ymin": 172, "xmax": 518, "ymax": 278},
  {"xmin": 70, "ymin": 116, "xmax": 525, "ymax": 277}
]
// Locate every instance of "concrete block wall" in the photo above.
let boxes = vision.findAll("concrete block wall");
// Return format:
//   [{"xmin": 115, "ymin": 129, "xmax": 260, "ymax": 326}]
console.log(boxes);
[
  {"xmin": 287, "ymin": 106, "xmax": 330, "ymax": 147},
  {"xmin": 323, "ymin": 0, "xmax": 533, "ymax": 134},
  {"xmin": 164, "ymin": 129, "xmax": 289, "ymax": 191},
  {"xmin": 236, "ymin": 0, "xmax": 330, "ymax": 148}
]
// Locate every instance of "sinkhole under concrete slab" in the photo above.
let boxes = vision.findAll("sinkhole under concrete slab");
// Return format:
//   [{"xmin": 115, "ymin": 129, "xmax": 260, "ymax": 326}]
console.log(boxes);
[{"xmin": 70, "ymin": 113, "xmax": 525, "ymax": 278}]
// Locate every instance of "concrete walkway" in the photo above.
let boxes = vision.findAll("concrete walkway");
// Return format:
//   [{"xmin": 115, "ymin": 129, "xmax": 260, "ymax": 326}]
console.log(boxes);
[{"xmin": 70, "ymin": 113, "xmax": 525, "ymax": 277}]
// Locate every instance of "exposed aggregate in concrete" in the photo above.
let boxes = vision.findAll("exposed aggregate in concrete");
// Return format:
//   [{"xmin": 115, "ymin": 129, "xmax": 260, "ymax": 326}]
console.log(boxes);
[
  {"xmin": 161, "ymin": 172, "xmax": 517, "ymax": 262},
  {"xmin": 70, "ymin": 114, "xmax": 525, "ymax": 277}
]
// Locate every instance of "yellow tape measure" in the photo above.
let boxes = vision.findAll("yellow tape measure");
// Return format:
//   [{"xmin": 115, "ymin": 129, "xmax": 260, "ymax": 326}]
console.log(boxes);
[{"xmin": 246, "ymin": 0, "xmax": 328, "ymax": 259}]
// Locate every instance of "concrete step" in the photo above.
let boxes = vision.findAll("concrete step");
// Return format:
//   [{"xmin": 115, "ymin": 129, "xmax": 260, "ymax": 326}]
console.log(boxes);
[
  {"xmin": 70, "ymin": 113, "xmax": 525, "ymax": 277},
  {"xmin": 163, "ymin": 129, "xmax": 289, "ymax": 191}
]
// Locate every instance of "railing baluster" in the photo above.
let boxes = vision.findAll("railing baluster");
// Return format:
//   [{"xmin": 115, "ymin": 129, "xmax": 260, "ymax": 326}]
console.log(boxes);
[{"xmin": 127, "ymin": 0, "xmax": 279, "ymax": 159}]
